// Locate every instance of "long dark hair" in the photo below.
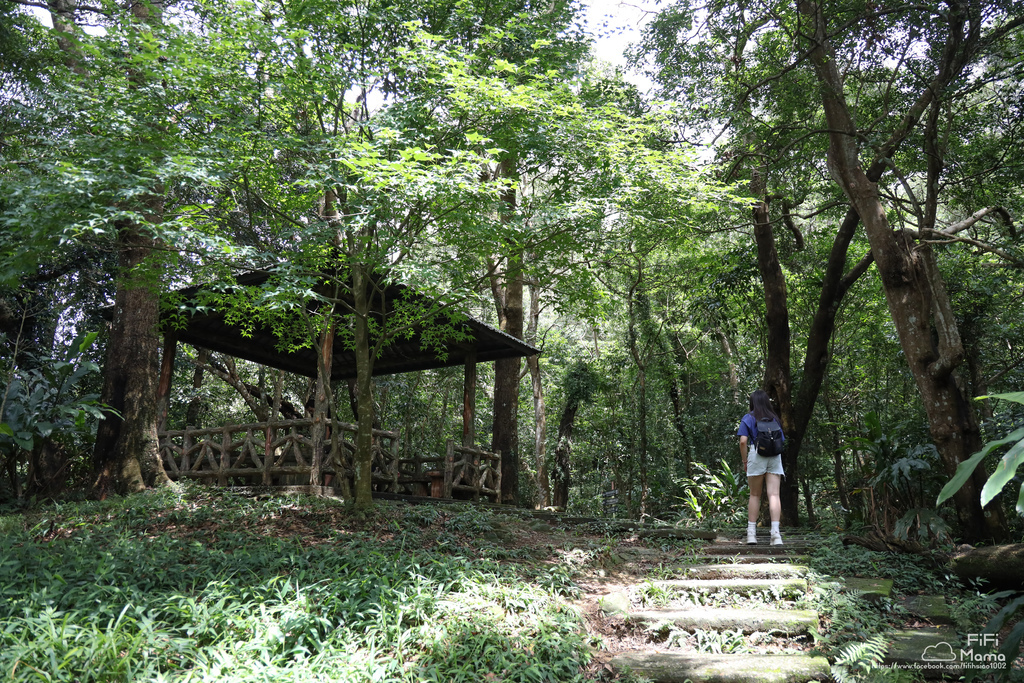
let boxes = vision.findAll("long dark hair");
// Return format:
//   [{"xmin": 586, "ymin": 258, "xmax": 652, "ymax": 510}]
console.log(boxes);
[{"xmin": 748, "ymin": 389, "xmax": 780, "ymax": 422}]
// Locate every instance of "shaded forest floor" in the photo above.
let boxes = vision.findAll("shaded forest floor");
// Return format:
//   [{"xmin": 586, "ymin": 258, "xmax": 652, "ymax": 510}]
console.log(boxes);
[{"xmin": 1, "ymin": 485, "xmax": 1021, "ymax": 682}]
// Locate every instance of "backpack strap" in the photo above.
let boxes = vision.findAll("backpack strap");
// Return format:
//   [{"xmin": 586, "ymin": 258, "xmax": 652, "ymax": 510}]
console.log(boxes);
[{"xmin": 746, "ymin": 413, "xmax": 758, "ymax": 440}]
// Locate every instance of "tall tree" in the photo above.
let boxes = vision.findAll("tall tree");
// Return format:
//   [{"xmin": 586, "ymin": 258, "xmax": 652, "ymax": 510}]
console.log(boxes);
[
  {"xmin": 795, "ymin": 0, "xmax": 1021, "ymax": 540},
  {"xmin": 635, "ymin": 0, "xmax": 1023, "ymax": 536},
  {"xmin": 2, "ymin": 0, "xmax": 196, "ymax": 494}
]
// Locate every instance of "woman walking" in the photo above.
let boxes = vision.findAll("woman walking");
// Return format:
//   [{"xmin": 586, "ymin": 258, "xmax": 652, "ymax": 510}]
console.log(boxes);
[{"xmin": 737, "ymin": 390, "xmax": 785, "ymax": 545}]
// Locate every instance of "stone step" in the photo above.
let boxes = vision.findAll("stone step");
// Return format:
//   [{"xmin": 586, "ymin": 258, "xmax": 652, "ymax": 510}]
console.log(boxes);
[
  {"xmin": 625, "ymin": 606, "xmax": 819, "ymax": 635},
  {"xmin": 526, "ymin": 514, "xmax": 721, "ymax": 539},
  {"xmin": 636, "ymin": 528, "xmax": 723, "ymax": 540},
  {"xmin": 646, "ymin": 577, "xmax": 808, "ymax": 599},
  {"xmin": 884, "ymin": 627, "xmax": 963, "ymax": 679},
  {"xmin": 710, "ymin": 536, "xmax": 814, "ymax": 547},
  {"xmin": 599, "ymin": 578, "xmax": 809, "ymax": 617},
  {"xmin": 901, "ymin": 595, "xmax": 953, "ymax": 625},
  {"xmin": 720, "ymin": 531, "xmax": 827, "ymax": 542},
  {"xmin": 684, "ymin": 555, "xmax": 811, "ymax": 565},
  {"xmin": 611, "ymin": 651, "xmax": 831, "ymax": 682},
  {"xmin": 674, "ymin": 563, "xmax": 809, "ymax": 580},
  {"xmin": 839, "ymin": 577, "xmax": 893, "ymax": 602},
  {"xmin": 700, "ymin": 544, "xmax": 812, "ymax": 557}
]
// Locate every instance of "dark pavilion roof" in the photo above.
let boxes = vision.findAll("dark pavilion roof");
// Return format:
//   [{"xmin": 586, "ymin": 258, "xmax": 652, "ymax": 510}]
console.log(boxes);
[{"xmin": 160, "ymin": 271, "xmax": 538, "ymax": 380}]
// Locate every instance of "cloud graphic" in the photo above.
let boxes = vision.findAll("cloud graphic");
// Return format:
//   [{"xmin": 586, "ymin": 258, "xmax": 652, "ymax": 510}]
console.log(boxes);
[{"xmin": 922, "ymin": 642, "xmax": 957, "ymax": 662}]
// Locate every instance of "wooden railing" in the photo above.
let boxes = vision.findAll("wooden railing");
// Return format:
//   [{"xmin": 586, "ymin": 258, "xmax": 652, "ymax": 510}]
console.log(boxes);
[
  {"xmin": 158, "ymin": 419, "xmax": 500, "ymax": 503},
  {"xmin": 397, "ymin": 442, "xmax": 501, "ymax": 503}
]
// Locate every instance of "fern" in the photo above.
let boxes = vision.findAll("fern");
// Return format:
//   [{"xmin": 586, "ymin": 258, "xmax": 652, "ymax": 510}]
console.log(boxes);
[{"xmin": 831, "ymin": 634, "xmax": 888, "ymax": 682}]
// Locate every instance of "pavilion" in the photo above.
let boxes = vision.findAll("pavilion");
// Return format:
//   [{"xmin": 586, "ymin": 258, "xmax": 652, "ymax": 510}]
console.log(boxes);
[{"xmin": 152, "ymin": 271, "xmax": 539, "ymax": 501}]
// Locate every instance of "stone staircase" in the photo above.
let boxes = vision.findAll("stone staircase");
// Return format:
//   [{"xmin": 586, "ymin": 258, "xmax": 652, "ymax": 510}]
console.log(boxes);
[
  {"xmin": 591, "ymin": 529, "xmax": 962, "ymax": 683},
  {"xmin": 407, "ymin": 503, "xmax": 963, "ymax": 681},
  {"xmin": 599, "ymin": 531, "xmax": 830, "ymax": 683}
]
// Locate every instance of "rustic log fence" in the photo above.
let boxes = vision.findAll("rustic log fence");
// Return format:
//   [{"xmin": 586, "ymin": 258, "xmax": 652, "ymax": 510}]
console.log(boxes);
[{"xmin": 158, "ymin": 419, "xmax": 501, "ymax": 503}]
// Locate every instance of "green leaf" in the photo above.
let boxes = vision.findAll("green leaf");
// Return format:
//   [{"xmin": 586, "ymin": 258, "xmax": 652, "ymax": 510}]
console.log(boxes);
[
  {"xmin": 980, "ymin": 437, "xmax": 1024, "ymax": 507},
  {"xmin": 939, "ymin": 425, "xmax": 1024, "ymax": 508},
  {"xmin": 936, "ymin": 449, "xmax": 988, "ymax": 506},
  {"xmin": 977, "ymin": 391, "xmax": 1024, "ymax": 405},
  {"xmin": 75, "ymin": 331, "xmax": 99, "ymax": 356},
  {"xmin": 985, "ymin": 593, "xmax": 1024, "ymax": 636},
  {"xmin": 997, "ymin": 616, "xmax": 1024, "ymax": 677}
]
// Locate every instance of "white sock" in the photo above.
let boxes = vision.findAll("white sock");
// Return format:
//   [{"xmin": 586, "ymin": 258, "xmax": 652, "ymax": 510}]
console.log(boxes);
[
  {"xmin": 748, "ymin": 522, "xmax": 757, "ymax": 532},
  {"xmin": 771, "ymin": 521, "xmax": 780, "ymax": 534}
]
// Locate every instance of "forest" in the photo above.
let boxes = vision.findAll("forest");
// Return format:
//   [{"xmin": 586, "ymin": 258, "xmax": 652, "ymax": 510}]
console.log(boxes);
[
  {"xmin": 4, "ymin": 1, "xmax": 1024, "ymax": 682},
  {"xmin": 2, "ymin": 0, "xmax": 1024, "ymax": 543}
]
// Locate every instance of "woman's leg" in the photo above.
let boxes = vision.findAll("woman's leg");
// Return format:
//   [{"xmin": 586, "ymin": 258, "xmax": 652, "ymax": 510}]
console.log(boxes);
[
  {"xmin": 747, "ymin": 474, "xmax": 764, "ymax": 523},
  {"xmin": 765, "ymin": 473, "xmax": 782, "ymax": 523}
]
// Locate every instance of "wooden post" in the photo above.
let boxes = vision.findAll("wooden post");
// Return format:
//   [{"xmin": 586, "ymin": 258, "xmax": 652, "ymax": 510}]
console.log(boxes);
[
  {"xmin": 218, "ymin": 425, "xmax": 229, "ymax": 486},
  {"xmin": 473, "ymin": 449, "xmax": 482, "ymax": 501},
  {"xmin": 494, "ymin": 450, "xmax": 502, "ymax": 504},
  {"xmin": 263, "ymin": 422, "xmax": 274, "ymax": 485},
  {"xmin": 156, "ymin": 333, "xmax": 177, "ymax": 433},
  {"xmin": 462, "ymin": 351, "xmax": 477, "ymax": 448},
  {"xmin": 444, "ymin": 439, "xmax": 455, "ymax": 498},
  {"xmin": 311, "ymin": 322, "xmax": 335, "ymax": 487},
  {"xmin": 182, "ymin": 428, "xmax": 191, "ymax": 474},
  {"xmin": 390, "ymin": 429, "xmax": 400, "ymax": 493}
]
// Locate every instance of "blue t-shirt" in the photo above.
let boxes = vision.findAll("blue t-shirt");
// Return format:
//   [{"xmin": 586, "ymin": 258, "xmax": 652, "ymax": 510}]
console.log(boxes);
[{"xmin": 737, "ymin": 413, "xmax": 785, "ymax": 445}]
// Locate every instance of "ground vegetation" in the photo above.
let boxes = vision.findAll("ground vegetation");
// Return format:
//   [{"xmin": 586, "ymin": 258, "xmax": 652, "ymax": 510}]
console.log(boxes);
[{"xmin": 1, "ymin": 0, "xmax": 1023, "ymax": 587}]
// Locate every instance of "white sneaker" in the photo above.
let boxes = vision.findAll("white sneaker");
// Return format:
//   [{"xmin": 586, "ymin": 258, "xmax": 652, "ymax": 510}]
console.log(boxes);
[
  {"xmin": 770, "ymin": 531, "xmax": 783, "ymax": 546},
  {"xmin": 746, "ymin": 529, "xmax": 757, "ymax": 545}
]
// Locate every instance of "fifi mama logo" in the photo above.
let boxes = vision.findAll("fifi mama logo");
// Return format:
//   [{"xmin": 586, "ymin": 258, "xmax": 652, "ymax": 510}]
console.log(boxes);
[{"xmin": 922, "ymin": 634, "xmax": 1005, "ymax": 664}]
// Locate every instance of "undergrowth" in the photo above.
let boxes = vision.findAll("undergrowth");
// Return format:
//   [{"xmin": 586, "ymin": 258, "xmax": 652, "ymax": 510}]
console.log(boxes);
[
  {"xmin": 807, "ymin": 535, "xmax": 953, "ymax": 595},
  {"xmin": 806, "ymin": 535, "xmax": 1024, "ymax": 682},
  {"xmin": 0, "ymin": 484, "xmax": 598, "ymax": 682}
]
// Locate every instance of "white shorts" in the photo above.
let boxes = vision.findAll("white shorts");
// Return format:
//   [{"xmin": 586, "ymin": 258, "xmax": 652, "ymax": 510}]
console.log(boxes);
[{"xmin": 747, "ymin": 448, "xmax": 785, "ymax": 477}]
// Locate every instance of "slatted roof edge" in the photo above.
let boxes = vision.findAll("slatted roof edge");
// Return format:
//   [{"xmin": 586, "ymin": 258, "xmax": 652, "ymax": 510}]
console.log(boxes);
[{"xmin": 149, "ymin": 270, "xmax": 539, "ymax": 379}]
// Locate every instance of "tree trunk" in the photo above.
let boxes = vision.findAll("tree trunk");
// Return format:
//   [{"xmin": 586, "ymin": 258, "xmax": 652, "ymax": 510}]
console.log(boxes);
[
  {"xmin": 490, "ymin": 165, "xmax": 523, "ymax": 504},
  {"xmin": 551, "ymin": 401, "xmax": 578, "ymax": 509},
  {"xmin": 669, "ymin": 335, "xmax": 696, "ymax": 478},
  {"xmin": 752, "ymin": 188, "xmax": 798, "ymax": 524},
  {"xmin": 46, "ymin": 0, "xmax": 87, "ymax": 75},
  {"xmin": 90, "ymin": 0, "xmax": 173, "ymax": 496},
  {"xmin": 351, "ymin": 264, "xmax": 375, "ymax": 509},
  {"xmin": 950, "ymin": 544, "xmax": 1024, "ymax": 590},
  {"xmin": 667, "ymin": 381, "xmax": 693, "ymax": 479},
  {"xmin": 625, "ymin": 276, "xmax": 649, "ymax": 516},
  {"xmin": 550, "ymin": 361, "xmax": 593, "ymax": 510},
  {"xmin": 4, "ymin": 453, "xmax": 22, "ymax": 501},
  {"xmin": 310, "ymin": 318, "xmax": 334, "ymax": 488},
  {"xmin": 716, "ymin": 328, "xmax": 741, "ymax": 405},
  {"xmin": 202, "ymin": 356, "xmax": 305, "ymax": 422},
  {"xmin": 27, "ymin": 438, "xmax": 66, "ymax": 498},
  {"xmin": 492, "ymin": 310, "xmax": 523, "ymax": 503},
  {"xmin": 93, "ymin": 225, "xmax": 169, "ymax": 495},
  {"xmin": 526, "ymin": 281, "xmax": 549, "ymax": 508},
  {"xmin": 824, "ymin": 395, "xmax": 852, "ymax": 515},
  {"xmin": 185, "ymin": 348, "xmax": 209, "ymax": 427},
  {"xmin": 787, "ymin": 210, "xmax": 873, "ymax": 517},
  {"xmin": 798, "ymin": 0, "xmax": 1006, "ymax": 542},
  {"xmin": 800, "ymin": 472, "xmax": 816, "ymax": 527},
  {"xmin": 203, "ymin": 355, "xmax": 270, "ymax": 421}
]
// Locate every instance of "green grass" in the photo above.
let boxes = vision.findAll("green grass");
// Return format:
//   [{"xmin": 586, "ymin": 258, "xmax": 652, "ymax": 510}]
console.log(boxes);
[
  {"xmin": 0, "ymin": 485, "xmax": 595, "ymax": 682},
  {"xmin": 806, "ymin": 535, "xmax": 955, "ymax": 596}
]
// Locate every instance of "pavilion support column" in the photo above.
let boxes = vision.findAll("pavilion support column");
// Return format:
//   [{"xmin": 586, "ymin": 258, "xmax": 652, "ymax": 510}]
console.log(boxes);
[
  {"xmin": 462, "ymin": 351, "xmax": 477, "ymax": 448},
  {"xmin": 311, "ymin": 321, "xmax": 334, "ymax": 489},
  {"xmin": 156, "ymin": 333, "xmax": 176, "ymax": 434}
]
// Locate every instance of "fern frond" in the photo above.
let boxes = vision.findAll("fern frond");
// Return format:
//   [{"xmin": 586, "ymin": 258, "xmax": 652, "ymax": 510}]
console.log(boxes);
[{"xmin": 831, "ymin": 634, "xmax": 889, "ymax": 681}]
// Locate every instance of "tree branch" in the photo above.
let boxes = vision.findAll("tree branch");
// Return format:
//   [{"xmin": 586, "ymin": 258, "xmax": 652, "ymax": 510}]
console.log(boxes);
[{"xmin": 939, "ymin": 206, "xmax": 1014, "ymax": 236}]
